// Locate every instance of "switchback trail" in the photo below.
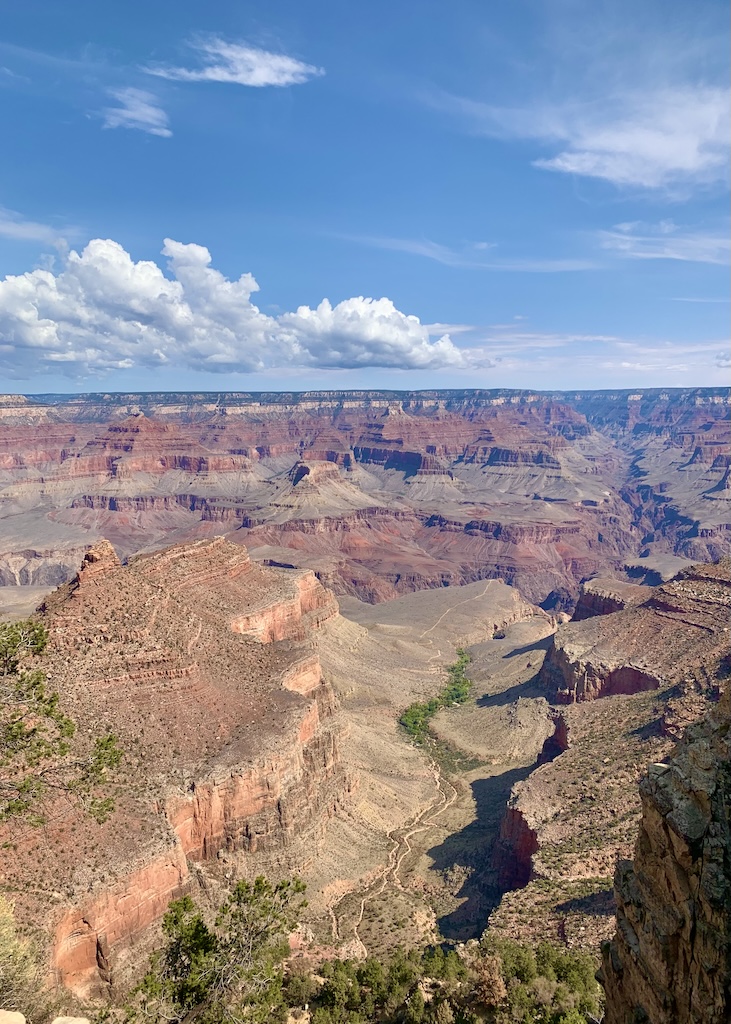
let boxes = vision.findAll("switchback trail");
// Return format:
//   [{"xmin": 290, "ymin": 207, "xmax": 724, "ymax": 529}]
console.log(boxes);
[{"xmin": 329, "ymin": 754, "xmax": 458, "ymax": 957}]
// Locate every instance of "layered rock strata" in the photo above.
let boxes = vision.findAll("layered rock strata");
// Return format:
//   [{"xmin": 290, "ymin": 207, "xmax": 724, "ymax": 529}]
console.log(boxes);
[
  {"xmin": 1, "ymin": 388, "xmax": 727, "ymax": 608},
  {"xmin": 539, "ymin": 559, "xmax": 730, "ymax": 703},
  {"xmin": 488, "ymin": 560, "xmax": 729, "ymax": 949},
  {"xmin": 601, "ymin": 690, "xmax": 731, "ymax": 1024},
  {"xmin": 0, "ymin": 538, "xmax": 351, "ymax": 999},
  {"xmin": 571, "ymin": 577, "xmax": 651, "ymax": 620}
]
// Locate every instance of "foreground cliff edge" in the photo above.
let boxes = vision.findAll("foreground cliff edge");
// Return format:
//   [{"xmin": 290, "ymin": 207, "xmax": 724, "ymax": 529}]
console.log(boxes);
[
  {"xmin": 601, "ymin": 681, "xmax": 731, "ymax": 1023},
  {"xmin": 0, "ymin": 537, "xmax": 350, "ymax": 998}
]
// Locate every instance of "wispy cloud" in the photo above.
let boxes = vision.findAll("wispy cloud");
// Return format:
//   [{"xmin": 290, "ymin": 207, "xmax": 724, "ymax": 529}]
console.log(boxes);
[
  {"xmin": 430, "ymin": 85, "xmax": 730, "ymax": 192},
  {"xmin": 670, "ymin": 297, "xmax": 730, "ymax": 304},
  {"xmin": 101, "ymin": 87, "xmax": 172, "ymax": 137},
  {"xmin": 346, "ymin": 234, "xmax": 597, "ymax": 272},
  {"xmin": 599, "ymin": 220, "xmax": 731, "ymax": 264},
  {"xmin": 0, "ymin": 206, "xmax": 69, "ymax": 248},
  {"xmin": 145, "ymin": 38, "xmax": 324, "ymax": 88}
]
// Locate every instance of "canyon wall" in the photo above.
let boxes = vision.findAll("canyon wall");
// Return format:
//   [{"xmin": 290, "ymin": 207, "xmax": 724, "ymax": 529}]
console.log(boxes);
[
  {"xmin": 601, "ymin": 690, "xmax": 731, "ymax": 1024},
  {"xmin": 0, "ymin": 388, "xmax": 727, "ymax": 609},
  {"xmin": 489, "ymin": 560, "xmax": 729, "ymax": 953},
  {"xmin": 539, "ymin": 559, "xmax": 730, "ymax": 703},
  {"xmin": 0, "ymin": 537, "xmax": 352, "ymax": 999}
]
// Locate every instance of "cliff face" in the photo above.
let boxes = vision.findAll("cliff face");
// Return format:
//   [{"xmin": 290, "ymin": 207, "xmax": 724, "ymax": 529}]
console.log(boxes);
[
  {"xmin": 601, "ymin": 692, "xmax": 731, "ymax": 1024},
  {"xmin": 488, "ymin": 560, "xmax": 728, "ymax": 953},
  {"xmin": 539, "ymin": 560, "xmax": 730, "ymax": 702},
  {"xmin": 0, "ymin": 388, "xmax": 727, "ymax": 609},
  {"xmin": 0, "ymin": 537, "xmax": 352, "ymax": 999},
  {"xmin": 572, "ymin": 577, "xmax": 650, "ymax": 620}
]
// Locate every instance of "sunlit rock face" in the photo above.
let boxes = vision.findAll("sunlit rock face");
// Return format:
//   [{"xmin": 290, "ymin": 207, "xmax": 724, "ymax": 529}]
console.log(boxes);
[
  {"xmin": 601, "ymin": 688, "xmax": 731, "ymax": 1024},
  {"xmin": 0, "ymin": 537, "xmax": 351, "ymax": 999}
]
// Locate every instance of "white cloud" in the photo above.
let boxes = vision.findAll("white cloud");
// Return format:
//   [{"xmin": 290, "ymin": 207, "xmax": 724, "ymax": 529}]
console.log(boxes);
[
  {"xmin": 101, "ymin": 87, "xmax": 172, "ymax": 137},
  {"xmin": 347, "ymin": 234, "xmax": 597, "ymax": 272},
  {"xmin": 0, "ymin": 237, "xmax": 472, "ymax": 378},
  {"xmin": 0, "ymin": 207, "xmax": 68, "ymax": 248},
  {"xmin": 431, "ymin": 85, "xmax": 730, "ymax": 192},
  {"xmin": 532, "ymin": 87, "xmax": 730, "ymax": 189},
  {"xmin": 146, "ymin": 38, "xmax": 324, "ymax": 88},
  {"xmin": 599, "ymin": 220, "xmax": 730, "ymax": 264}
]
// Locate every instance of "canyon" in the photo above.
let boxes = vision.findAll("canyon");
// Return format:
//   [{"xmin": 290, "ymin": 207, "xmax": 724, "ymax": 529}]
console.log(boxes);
[
  {"xmin": 0, "ymin": 388, "xmax": 728, "ymax": 611},
  {"xmin": 0, "ymin": 387, "xmax": 729, "ymax": 1021}
]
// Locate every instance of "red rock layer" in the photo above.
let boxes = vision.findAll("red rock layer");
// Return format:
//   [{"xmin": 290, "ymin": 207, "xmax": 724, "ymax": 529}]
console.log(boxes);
[
  {"xmin": 538, "ymin": 560, "xmax": 730, "ymax": 702},
  {"xmin": 1, "ymin": 388, "xmax": 727, "ymax": 607},
  {"xmin": 0, "ymin": 537, "xmax": 351, "ymax": 999}
]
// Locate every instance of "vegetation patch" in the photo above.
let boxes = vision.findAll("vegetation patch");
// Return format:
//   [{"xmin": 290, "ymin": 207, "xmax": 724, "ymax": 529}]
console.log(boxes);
[
  {"xmin": 399, "ymin": 650, "xmax": 483, "ymax": 773},
  {"xmin": 109, "ymin": 877, "xmax": 603, "ymax": 1024}
]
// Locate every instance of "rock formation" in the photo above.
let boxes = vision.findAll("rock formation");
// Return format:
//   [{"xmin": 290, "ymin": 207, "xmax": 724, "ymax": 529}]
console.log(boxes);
[
  {"xmin": 601, "ymin": 688, "xmax": 731, "ymax": 1024},
  {"xmin": 488, "ymin": 560, "xmax": 729, "ymax": 951},
  {"xmin": 0, "ymin": 538, "xmax": 351, "ymax": 999},
  {"xmin": 0, "ymin": 388, "xmax": 727, "ymax": 609},
  {"xmin": 571, "ymin": 577, "xmax": 651, "ymax": 620},
  {"xmin": 539, "ymin": 559, "xmax": 730, "ymax": 703}
]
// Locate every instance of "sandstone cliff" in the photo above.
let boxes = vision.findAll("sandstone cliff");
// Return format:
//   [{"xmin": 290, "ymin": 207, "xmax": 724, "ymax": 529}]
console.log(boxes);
[
  {"xmin": 601, "ymin": 690, "xmax": 731, "ymax": 1024},
  {"xmin": 488, "ymin": 560, "xmax": 729, "ymax": 951},
  {"xmin": 571, "ymin": 577, "xmax": 651, "ymax": 620},
  {"xmin": 0, "ymin": 538, "xmax": 351, "ymax": 999}
]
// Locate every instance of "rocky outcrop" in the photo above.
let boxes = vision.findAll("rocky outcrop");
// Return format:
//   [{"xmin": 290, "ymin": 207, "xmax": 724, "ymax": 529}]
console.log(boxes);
[
  {"xmin": 601, "ymin": 690, "xmax": 731, "ymax": 1024},
  {"xmin": 539, "ymin": 560, "xmax": 730, "ymax": 702},
  {"xmin": 492, "ymin": 710, "xmax": 570, "ymax": 888},
  {"xmin": 572, "ymin": 578, "xmax": 651, "ymax": 620},
  {"xmin": 0, "ymin": 537, "xmax": 352, "ymax": 999}
]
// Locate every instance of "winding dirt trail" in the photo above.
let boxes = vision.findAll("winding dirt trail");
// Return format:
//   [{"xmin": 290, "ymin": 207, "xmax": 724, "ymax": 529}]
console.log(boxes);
[
  {"xmin": 329, "ymin": 755, "xmax": 458, "ymax": 956},
  {"xmin": 418, "ymin": 580, "xmax": 494, "ymax": 639}
]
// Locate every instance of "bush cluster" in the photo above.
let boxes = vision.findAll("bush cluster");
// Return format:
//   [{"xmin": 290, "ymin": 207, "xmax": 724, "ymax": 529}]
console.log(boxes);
[
  {"xmin": 400, "ymin": 649, "xmax": 472, "ymax": 744},
  {"xmin": 121, "ymin": 879, "xmax": 601, "ymax": 1024}
]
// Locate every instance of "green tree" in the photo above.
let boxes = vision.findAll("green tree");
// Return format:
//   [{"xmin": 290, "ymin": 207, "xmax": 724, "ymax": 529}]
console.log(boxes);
[
  {"xmin": 136, "ymin": 876, "xmax": 308, "ymax": 1024},
  {"xmin": 0, "ymin": 619, "xmax": 122, "ymax": 823}
]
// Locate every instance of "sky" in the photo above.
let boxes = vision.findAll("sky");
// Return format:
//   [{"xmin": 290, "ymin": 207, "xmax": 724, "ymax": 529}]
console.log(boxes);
[{"xmin": 0, "ymin": 0, "xmax": 728, "ymax": 394}]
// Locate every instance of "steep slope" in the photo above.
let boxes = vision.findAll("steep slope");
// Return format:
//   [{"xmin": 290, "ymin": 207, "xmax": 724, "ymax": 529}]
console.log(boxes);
[
  {"xmin": 486, "ymin": 560, "xmax": 729, "ymax": 949},
  {"xmin": 0, "ymin": 538, "xmax": 348, "ymax": 999},
  {"xmin": 601, "ymin": 689, "xmax": 731, "ymax": 1024},
  {"xmin": 539, "ymin": 559, "xmax": 730, "ymax": 702}
]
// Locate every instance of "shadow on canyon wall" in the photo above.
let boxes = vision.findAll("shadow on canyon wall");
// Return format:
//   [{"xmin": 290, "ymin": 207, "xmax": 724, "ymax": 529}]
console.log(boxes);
[{"xmin": 427, "ymin": 763, "xmax": 536, "ymax": 941}]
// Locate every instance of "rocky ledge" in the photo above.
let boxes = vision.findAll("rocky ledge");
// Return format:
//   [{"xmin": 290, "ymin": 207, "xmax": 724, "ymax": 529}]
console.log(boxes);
[{"xmin": 538, "ymin": 559, "xmax": 730, "ymax": 703}]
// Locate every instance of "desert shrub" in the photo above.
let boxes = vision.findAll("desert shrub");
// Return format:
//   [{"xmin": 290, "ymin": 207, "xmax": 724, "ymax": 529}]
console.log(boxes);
[
  {"xmin": 133, "ymin": 876, "xmax": 307, "ymax": 1024},
  {"xmin": 0, "ymin": 618, "xmax": 122, "ymax": 824},
  {"xmin": 474, "ymin": 935, "xmax": 602, "ymax": 1022}
]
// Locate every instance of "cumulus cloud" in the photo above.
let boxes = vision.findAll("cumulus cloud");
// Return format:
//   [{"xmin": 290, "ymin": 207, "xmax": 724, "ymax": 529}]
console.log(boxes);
[
  {"xmin": 145, "ymin": 38, "xmax": 324, "ymax": 88},
  {"xmin": 101, "ymin": 87, "xmax": 172, "ymax": 137},
  {"xmin": 0, "ymin": 237, "xmax": 471, "ymax": 379}
]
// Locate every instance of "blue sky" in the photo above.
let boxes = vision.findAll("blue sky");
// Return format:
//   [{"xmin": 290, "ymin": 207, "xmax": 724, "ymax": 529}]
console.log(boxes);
[{"xmin": 0, "ymin": 0, "xmax": 728, "ymax": 393}]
